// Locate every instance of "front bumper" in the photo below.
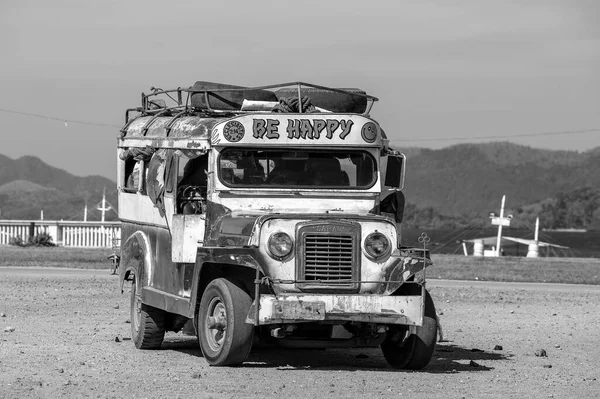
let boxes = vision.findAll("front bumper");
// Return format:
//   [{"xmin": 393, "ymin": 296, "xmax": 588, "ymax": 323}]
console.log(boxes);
[{"xmin": 246, "ymin": 293, "xmax": 424, "ymax": 326}]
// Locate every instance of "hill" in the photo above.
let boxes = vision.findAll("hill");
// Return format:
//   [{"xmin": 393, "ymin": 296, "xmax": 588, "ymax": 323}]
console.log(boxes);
[
  {"xmin": 0, "ymin": 155, "xmax": 117, "ymax": 221},
  {"xmin": 0, "ymin": 180, "xmax": 58, "ymax": 195},
  {"xmin": 395, "ymin": 142, "xmax": 600, "ymax": 227},
  {"xmin": 512, "ymin": 187, "xmax": 600, "ymax": 230}
]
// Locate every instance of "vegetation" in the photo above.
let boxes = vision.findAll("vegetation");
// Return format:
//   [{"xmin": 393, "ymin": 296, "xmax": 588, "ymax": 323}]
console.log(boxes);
[
  {"xmin": 9, "ymin": 232, "xmax": 56, "ymax": 247},
  {"xmin": 402, "ymin": 203, "xmax": 467, "ymax": 230},
  {"xmin": 515, "ymin": 187, "xmax": 600, "ymax": 230}
]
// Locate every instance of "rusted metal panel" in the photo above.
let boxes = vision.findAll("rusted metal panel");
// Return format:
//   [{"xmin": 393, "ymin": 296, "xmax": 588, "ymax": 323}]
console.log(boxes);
[
  {"xmin": 247, "ymin": 294, "xmax": 424, "ymax": 326},
  {"xmin": 272, "ymin": 300, "xmax": 325, "ymax": 321},
  {"xmin": 118, "ymin": 192, "xmax": 168, "ymax": 227},
  {"xmin": 142, "ymin": 286, "xmax": 190, "ymax": 317},
  {"xmin": 204, "ymin": 208, "xmax": 260, "ymax": 247},
  {"xmin": 122, "ymin": 116, "xmax": 219, "ymax": 140},
  {"xmin": 171, "ymin": 214, "xmax": 206, "ymax": 263},
  {"xmin": 118, "ymin": 228, "xmax": 154, "ymax": 293}
]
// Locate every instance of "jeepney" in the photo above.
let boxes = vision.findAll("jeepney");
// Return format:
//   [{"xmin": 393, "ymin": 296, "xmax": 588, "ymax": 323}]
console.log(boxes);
[{"xmin": 117, "ymin": 81, "xmax": 438, "ymax": 368}]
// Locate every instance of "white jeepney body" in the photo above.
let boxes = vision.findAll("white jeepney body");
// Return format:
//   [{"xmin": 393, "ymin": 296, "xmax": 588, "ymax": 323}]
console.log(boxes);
[{"xmin": 117, "ymin": 82, "xmax": 436, "ymax": 368}]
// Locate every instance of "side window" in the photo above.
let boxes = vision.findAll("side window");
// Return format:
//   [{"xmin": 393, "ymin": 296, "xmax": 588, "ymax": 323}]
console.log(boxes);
[
  {"xmin": 140, "ymin": 161, "xmax": 149, "ymax": 195},
  {"xmin": 178, "ymin": 158, "xmax": 189, "ymax": 184},
  {"xmin": 177, "ymin": 154, "xmax": 209, "ymax": 214},
  {"xmin": 123, "ymin": 159, "xmax": 140, "ymax": 193},
  {"xmin": 178, "ymin": 155, "xmax": 208, "ymax": 188}
]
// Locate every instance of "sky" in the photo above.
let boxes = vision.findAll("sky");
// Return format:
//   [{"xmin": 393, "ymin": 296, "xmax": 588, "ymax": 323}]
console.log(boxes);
[{"xmin": 1, "ymin": 0, "xmax": 599, "ymax": 180}]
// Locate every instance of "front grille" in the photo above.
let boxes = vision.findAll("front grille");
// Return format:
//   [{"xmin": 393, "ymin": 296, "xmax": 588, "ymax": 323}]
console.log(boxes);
[
  {"xmin": 304, "ymin": 235, "xmax": 354, "ymax": 281},
  {"xmin": 297, "ymin": 222, "xmax": 360, "ymax": 290}
]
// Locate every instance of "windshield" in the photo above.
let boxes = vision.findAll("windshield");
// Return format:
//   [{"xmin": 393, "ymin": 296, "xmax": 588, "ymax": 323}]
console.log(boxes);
[{"xmin": 218, "ymin": 149, "xmax": 377, "ymax": 189}]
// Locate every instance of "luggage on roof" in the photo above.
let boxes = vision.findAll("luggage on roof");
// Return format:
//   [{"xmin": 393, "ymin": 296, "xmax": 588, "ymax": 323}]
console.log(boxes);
[
  {"xmin": 274, "ymin": 87, "xmax": 367, "ymax": 114},
  {"xmin": 190, "ymin": 81, "xmax": 278, "ymax": 111},
  {"xmin": 189, "ymin": 81, "xmax": 369, "ymax": 113}
]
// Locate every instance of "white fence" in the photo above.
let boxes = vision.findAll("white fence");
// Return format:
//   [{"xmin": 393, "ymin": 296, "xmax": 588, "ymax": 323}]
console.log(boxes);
[{"xmin": 0, "ymin": 220, "xmax": 121, "ymax": 248}]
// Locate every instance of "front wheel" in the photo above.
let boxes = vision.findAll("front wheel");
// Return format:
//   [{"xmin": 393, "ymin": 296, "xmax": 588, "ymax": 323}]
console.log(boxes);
[
  {"xmin": 130, "ymin": 279, "xmax": 166, "ymax": 349},
  {"xmin": 197, "ymin": 278, "xmax": 254, "ymax": 366},
  {"xmin": 381, "ymin": 289, "xmax": 438, "ymax": 370}
]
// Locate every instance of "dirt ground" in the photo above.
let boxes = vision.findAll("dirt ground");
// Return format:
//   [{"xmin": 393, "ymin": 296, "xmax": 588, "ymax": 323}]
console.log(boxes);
[{"xmin": 1, "ymin": 268, "xmax": 599, "ymax": 399}]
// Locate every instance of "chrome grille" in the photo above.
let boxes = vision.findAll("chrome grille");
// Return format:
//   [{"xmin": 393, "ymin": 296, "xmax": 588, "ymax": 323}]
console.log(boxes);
[
  {"xmin": 297, "ymin": 222, "xmax": 360, "ymax": 290},
  {"xmin": 304, "ymin": 234, "xmax": 354, "ymax": 281}
]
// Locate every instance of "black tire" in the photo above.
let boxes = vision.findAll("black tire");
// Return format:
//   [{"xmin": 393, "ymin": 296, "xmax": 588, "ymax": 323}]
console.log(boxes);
[
  {"xmin": 197, "ymin": 278, "xmax": 254, "ymax": 366},
  {"xmin": 130, "ymin": 280, "xmax": 166, "ymax": 349},
  {"xmin": 381, "ymin": 290, "xmax": 438, "ymax": 370}
]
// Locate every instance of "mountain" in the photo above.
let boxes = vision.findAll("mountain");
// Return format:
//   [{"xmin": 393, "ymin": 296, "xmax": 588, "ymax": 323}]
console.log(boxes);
[
  {"xmin": 0, "ymin": 155, "xmax": 117, "ymax": 221},
  {"xmin": 396, "ymin": 142, "xmax": 600, "ymax": 226}
]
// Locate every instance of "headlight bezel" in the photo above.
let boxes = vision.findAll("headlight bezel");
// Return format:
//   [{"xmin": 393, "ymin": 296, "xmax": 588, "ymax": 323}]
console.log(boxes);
[
  {"xmin": 267, "ymin": 231, "xmax": 294, "ymax": 260},
  {"xmin": 363, "ymin": 231, "xmax": 392, "ymax": 261}
]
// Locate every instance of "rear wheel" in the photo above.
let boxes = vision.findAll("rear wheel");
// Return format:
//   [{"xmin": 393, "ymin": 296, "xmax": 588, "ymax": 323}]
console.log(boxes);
[
  {"xmin": 130, "ymin": 279, "xmax": 166, "ymax": 349},
  {"xmin": 381, "ymin": 290, "xmax": 438, "ymax": 370},
  {"xmin": 197, "ymin": 278, "xmax": 254, "ymax": 366}
]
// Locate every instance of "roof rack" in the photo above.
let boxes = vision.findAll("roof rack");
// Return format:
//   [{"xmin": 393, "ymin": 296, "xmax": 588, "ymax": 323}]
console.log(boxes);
[{"xmin": 124, "ymin": 82, "xmax": 379, "ymax": 124}]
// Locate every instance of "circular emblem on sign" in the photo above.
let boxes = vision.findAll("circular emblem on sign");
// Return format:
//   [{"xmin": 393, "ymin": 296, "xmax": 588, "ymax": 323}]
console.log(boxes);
[
  {"xmin": 223, "ymin": 121, "xmax": 245, "ymax": 142},
  {"xmin": 361, "ymin": 122, "xmax": 377, "ymax": 143}
]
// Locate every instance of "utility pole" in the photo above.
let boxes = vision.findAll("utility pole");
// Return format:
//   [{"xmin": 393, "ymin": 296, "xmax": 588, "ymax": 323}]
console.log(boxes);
[
  {"xmin": 97, "ymin": 188, "xmax": 111, "ymax": 223},
  {"xmin": 490, "ymin": 195, "xmax": 512, "ymax": 257}
]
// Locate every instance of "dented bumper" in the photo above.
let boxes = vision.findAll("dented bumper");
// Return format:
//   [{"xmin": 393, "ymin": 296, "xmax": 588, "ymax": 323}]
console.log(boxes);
[{"xmin": 247, "ymin": 293, "xmax": 424, "ymax": 326}]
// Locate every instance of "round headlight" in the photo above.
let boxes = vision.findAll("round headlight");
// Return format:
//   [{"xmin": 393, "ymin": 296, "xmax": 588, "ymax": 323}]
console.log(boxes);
[
  {"xmin": 364, "ymin": 231, "xmax": 391, "ymax": 260},
  {"xmin": 267, "ymin": 232, "xmax": 293, "ymax": 259}
]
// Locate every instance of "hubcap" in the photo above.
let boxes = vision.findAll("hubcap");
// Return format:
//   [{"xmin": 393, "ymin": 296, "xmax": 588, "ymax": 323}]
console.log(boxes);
[{"xmin": 204, "ymin": 297, "xmax": 227, "ymax": 352}]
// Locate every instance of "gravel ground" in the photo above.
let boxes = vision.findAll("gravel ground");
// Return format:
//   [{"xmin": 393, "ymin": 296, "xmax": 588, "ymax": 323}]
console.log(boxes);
[{"xmin": 0, "ymin": 270, "xmax": 599, "ymax": 398}]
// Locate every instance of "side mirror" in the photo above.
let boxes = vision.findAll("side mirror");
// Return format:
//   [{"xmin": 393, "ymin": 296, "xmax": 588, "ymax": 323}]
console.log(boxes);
[
  {"xmin": 379, "ymin": 191, "xmax": 405, "ymax": 223},
  {"xmin": 384, "ymin": 154, "xmax": 405, "ymax": 190}
]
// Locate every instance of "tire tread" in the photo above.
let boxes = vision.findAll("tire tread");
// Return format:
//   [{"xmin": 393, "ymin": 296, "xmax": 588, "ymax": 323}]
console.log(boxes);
[{"xmin": 130, "ymin": 281, "xmax": 166, "ymax": 350}]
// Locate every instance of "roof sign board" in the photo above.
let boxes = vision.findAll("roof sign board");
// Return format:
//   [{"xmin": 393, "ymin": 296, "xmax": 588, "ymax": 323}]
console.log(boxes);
[{"xmin": 211, "ymin": 115, "xmax": 381, "ymax": 147}]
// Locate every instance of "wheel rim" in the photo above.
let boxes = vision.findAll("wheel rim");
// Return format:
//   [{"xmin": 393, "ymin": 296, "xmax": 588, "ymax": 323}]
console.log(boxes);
[{"xmin": 204, "ymin": 297, "xmax": 228, "ymax": 352}]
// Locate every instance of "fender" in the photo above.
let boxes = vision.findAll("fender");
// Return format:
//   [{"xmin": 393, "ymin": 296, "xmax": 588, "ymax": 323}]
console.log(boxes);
[
  {"xmin": 187, "ymin": 246, "xmax": 267, "ymax": 318},
  {"xmin": 119, "ymin": 231, "xmax": 154, "ymax": 293}
]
